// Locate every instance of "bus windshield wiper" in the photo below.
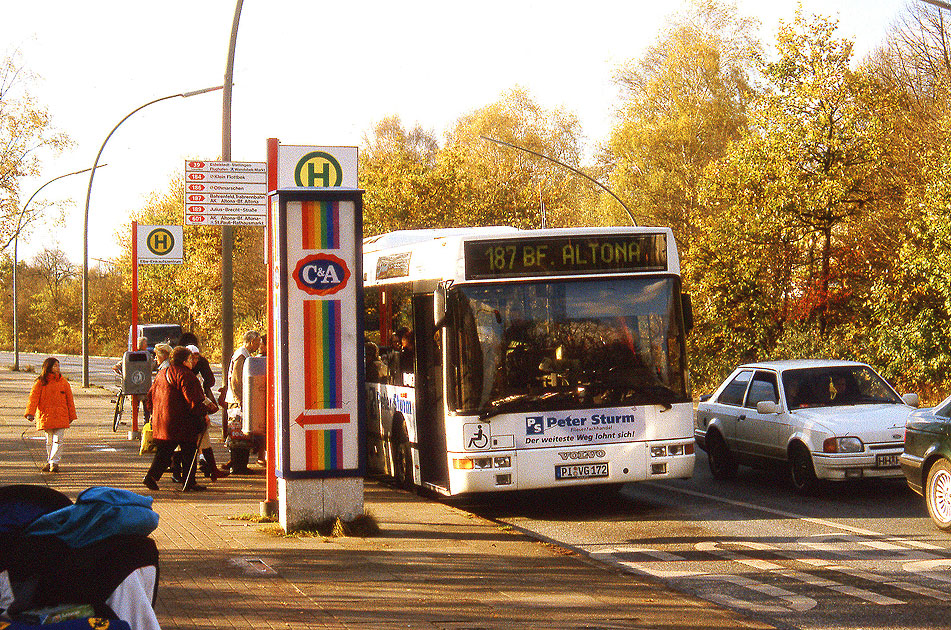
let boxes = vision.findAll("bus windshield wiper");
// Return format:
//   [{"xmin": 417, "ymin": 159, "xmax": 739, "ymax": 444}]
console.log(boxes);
[{"xmin": 478, "ymin": 391, "xmax": 579, "ymax": 421}]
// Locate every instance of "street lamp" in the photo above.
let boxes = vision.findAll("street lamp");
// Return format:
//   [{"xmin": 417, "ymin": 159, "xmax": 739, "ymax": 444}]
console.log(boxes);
[
  {"xmin": 11, "ymin": 165, "xmax": 107, "ymax": 371},
  {"xmin": 82, "ymin": 85, "xmax": 224, "ymax": 387}
]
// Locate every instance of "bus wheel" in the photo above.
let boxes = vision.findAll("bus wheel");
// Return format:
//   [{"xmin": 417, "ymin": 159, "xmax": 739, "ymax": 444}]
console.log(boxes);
[{"xmin": 391, "ymin": 422, "xmax": 414, "ymax": 490}]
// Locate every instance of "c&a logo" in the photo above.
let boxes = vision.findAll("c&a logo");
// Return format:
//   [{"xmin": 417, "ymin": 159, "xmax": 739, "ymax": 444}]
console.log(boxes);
[
  {"xmin": 293, "ymin": 253, "xmax": 351, "ymax": 296},
  {"xmin": 295, "ymin": 151, "xmax": 344, "ymax": 187}
]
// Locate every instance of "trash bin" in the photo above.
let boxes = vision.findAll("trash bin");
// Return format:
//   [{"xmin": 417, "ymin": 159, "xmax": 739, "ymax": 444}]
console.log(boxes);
[
  {"xmin": 242, "ymin": 356, "xmax": 267, "ymax": 439},
  {"xmin": 122, "ymin": 351, "xmax": 151, "ymax": 395}
]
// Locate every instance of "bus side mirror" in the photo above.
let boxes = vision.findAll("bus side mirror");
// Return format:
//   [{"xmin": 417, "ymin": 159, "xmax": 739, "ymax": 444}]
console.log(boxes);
[
  {"xmin": 434, "ymin": 282, "xmax": 451, "ymax": 329},
  {"xmin": 681, "ymin": 292, "xmax": 694, "ymax": 334}
]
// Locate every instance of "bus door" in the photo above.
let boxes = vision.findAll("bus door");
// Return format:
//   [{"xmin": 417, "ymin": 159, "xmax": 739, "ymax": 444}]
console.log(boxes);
[{"xmin": 412, "ymin": 294, "xmax": 448, "ymax": 488}]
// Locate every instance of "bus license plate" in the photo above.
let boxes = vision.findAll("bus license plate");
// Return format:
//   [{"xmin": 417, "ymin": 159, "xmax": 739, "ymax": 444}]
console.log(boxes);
[
  {"xmin": 876, "ymin": 454, "xmax": 900, "ymax": 468},
  {"xmin": 556, "ymin": 463, "xmax": 609, "ymax": 480}
]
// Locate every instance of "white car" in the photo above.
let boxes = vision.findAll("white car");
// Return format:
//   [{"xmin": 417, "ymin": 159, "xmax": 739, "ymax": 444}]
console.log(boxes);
[{"xmin": 695, "ymin": 360, "xmax": 919, "ymax": 493}]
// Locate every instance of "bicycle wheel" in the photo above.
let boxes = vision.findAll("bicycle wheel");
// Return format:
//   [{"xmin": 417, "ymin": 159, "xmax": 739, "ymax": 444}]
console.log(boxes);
[{"xmin": 113, "ymin": 394, "xmax": 125, "ymax": 432}]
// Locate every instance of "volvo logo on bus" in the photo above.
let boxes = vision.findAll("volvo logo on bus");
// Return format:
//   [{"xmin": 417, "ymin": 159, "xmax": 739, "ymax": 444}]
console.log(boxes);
[
  {"xmin": 559, "ymin": 449, "xmax": 606, "ymax": 461},
  {"xmin": 293, "ymin": 253, "xmax": 351, "ymax": 296}
]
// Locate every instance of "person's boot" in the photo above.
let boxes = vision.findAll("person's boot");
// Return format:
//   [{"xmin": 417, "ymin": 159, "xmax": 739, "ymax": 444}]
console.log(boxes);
[{"xmin": 203, "ymin": 447, "xmax": 229, "ymax": 481}]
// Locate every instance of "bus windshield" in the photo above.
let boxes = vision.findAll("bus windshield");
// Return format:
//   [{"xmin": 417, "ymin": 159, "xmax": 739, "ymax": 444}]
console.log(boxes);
[{"xmin": 449, "ymin": 276, "xmax": 689, "ymax": 416}]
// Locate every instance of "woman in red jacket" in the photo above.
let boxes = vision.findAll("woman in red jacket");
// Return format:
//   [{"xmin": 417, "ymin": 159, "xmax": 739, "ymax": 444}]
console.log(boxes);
[
  {"xmin": 24, "ymin": 357, "xmax": 78, "ymax": 473},
  {"xmin": 143, "ymin": 345, "xmax": 212, "ymax": 491}
]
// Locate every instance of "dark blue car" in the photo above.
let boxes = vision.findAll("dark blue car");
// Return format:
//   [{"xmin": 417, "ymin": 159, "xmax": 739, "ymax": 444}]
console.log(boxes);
[{"xmin": 900, "ymin": 396, "xmax": 951, "ymax": 530}]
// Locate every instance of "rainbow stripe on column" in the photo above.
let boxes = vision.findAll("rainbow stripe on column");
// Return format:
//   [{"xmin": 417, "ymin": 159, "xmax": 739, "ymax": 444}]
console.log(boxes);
[
  {"xmin": 306, "ymin": 428, "xmax": 343, "ymax": 470},
  {"xmin": 303, "ymin": 299, "xmax": 342, "ymax": 409},
  {"xmin": 301, "ymin": 200, "xmax": 340, "ymax": 250}
]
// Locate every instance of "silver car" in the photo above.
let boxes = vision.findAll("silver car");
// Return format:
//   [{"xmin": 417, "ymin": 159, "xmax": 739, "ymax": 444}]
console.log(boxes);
[{"xmin": 695, "ymin": 360, "xmax": 919, "ymax": 493}]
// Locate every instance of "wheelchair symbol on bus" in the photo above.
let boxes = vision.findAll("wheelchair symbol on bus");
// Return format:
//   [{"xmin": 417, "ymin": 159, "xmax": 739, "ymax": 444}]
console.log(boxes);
[{"xmin": 465, "ymin": 423, "xmax": 489, "ymax": 450}]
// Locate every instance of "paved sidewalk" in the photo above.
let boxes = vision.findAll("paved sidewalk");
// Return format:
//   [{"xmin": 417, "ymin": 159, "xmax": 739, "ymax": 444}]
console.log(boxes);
[{"xmin": 0, "ymin": 367, "xmax": 774, "ymax": 629}]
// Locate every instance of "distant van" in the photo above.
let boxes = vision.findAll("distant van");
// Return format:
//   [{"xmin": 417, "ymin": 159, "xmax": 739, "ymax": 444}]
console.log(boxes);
[{"xmin": 128, "ymin": 324, "xmax": 183, "ymax": 352}]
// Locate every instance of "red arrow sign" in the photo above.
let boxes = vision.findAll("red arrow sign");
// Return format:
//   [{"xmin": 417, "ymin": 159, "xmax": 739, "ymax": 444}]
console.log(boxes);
[{"xmin": 294, "ymin": 412, "xmax": 350, "ymax": 427}]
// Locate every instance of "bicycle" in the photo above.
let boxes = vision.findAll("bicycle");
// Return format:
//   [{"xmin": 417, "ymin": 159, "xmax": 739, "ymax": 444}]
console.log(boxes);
[{"xmin": 113, "ymin": 389, "xmax": 126, "ymax": 432}]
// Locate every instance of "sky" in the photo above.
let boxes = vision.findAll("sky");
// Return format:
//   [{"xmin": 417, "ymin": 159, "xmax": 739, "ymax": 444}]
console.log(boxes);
[{"xmin": 0, "ymin": 0, "xmax": 914, "ymax": 265}]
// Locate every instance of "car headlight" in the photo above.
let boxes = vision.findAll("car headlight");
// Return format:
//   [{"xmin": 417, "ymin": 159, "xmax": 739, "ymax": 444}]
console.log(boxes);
[{"xmin": 823, "ymin": 436, "xmax": 864, "ymax": 453}]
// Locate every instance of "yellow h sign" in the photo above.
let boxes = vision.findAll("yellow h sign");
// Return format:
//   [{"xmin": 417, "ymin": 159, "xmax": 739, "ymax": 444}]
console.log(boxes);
[{"xmin": 295, "ymin": 151, "xmax": 344, "ymax": 187}]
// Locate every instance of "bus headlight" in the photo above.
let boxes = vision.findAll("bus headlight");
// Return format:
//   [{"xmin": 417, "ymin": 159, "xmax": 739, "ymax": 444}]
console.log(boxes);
[{"xmin": 452, "ymin": 457, "xmax": 496, "ymax": 470}]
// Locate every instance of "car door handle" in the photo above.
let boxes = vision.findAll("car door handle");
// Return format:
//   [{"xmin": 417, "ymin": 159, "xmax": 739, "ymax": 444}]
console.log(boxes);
[{"xmin": 737, "ymin": 415, "xmax": 746, "ymax": 421}]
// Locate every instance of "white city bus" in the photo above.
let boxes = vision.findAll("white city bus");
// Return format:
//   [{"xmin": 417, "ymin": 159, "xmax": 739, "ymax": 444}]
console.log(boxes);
[{"xmin": 363, "ymin": 226, "xmax": 695, "ymax": 494}]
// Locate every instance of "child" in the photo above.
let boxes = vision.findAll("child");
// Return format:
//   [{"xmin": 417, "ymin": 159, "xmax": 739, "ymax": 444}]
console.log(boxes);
[{"xmin": 25, "ymin": 357, "xmax": 78, "ymax": 472}]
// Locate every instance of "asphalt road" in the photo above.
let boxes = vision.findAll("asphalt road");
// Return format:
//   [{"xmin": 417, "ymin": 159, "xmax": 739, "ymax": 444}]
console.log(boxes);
[
  {"xmin": 456, "ymin": 451, "xmax": 951, "ymax": 630},
  {"xmin": 9, "ymin": 349, "xmax": 945, "ymax": 627},
  {"xmin": 0, "ymin": 351, "xmax": 223, "ymax": 392},
  {"xmin": 0, "ymin": 351, "xmax": 120, "ymax": 389}
]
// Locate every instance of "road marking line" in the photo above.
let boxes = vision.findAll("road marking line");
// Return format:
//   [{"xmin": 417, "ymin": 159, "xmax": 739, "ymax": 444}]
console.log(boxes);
[
  {"xmin": 618, "ymin": 561, "xmax": 705, "ymax": 578},
  {"xmin": 708, "ymin": 574, "xmax": 817, "ymax": 612},
  {"xmin": 699, "ymin": 541, "xmax": 905, "ymax": 604}
]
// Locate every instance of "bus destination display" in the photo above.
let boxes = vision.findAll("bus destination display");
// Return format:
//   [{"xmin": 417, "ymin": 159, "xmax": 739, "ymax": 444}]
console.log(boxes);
[{"xmin": 464, "ymin": 233, "xmax": 668, "ymax": 279}]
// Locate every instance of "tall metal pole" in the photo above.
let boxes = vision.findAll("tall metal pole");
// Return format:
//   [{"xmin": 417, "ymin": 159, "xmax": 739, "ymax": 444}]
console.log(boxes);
[
  {"xmin": 82, "ymin": 85, "xmax": 223, "ymax": 387},
  {"xmin": 221, "ymin": 0, "xmax": 244, "ymax": 390},
  {"xmin": 12, "ymin": 165, "xmax": 107, "ymax": 371}
]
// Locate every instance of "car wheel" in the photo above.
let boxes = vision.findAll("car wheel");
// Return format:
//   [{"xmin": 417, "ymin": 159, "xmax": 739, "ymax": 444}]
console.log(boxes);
[
  {"xmin": 707, "ymin": 431, "xmax": 737, "ymax": 480},
  {"xmin": 925, "ymin": 459, "xmax": 951, "ymax": 531},
  {"xmin": 391, "ymin": 421, "xmax": 414, "ymax": 490},
  {"xmin": 789, "ymin": 445, "xmax": 819, "ymax": 494}
]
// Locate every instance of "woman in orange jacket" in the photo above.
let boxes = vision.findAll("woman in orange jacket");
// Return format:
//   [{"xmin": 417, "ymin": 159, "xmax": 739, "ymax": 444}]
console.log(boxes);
[{"xmin": 24, "ymin": 357, "xmax": 78, "ymax": 472}]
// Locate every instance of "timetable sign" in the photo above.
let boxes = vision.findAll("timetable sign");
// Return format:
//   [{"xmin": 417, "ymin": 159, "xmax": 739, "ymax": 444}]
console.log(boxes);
[{"xmin": 184, "ymin": 160, "xmax": 267, "ymax": 226}]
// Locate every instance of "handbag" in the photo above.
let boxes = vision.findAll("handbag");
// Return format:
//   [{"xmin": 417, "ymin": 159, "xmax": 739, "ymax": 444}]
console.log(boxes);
[
  {"xmin": 139, "ymin": 421, "xmax": 156, "ymax": 455},
  {"xmin": 203, "ymin": 396, "xmax": 220, "ymax": 415}
]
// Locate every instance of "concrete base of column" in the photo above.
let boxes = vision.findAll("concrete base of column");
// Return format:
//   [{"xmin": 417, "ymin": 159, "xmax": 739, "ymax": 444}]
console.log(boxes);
[{"xmin": 278, "ymin": 477, "xmax": 363, "ymax": 532}]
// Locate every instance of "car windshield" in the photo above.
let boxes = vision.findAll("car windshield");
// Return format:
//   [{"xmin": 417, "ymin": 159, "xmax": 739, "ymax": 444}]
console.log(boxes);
[
  {"xmin": 782, "ymin": 365, "xmax": 902, "ymax": 409},
  {"xmin": 447, "ymin": 276, "xmax": 689, "ymax": 415}
]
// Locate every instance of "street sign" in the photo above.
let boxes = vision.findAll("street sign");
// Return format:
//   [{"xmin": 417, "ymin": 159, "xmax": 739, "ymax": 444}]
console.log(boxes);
[
  {"xmin": 137, "ymin": 225, "xmax": 184, "ymax": 265},
  {"xmin": 184, "ymin": 160, "xmax": 267, "ymax": 226}
]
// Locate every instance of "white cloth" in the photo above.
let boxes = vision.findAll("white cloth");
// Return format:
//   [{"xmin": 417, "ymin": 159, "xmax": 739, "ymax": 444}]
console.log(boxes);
[
  {"xmin": 0, "ymin": 570, "xmax": 13, "ymax": 615},
  {"xmin": 45, "ymin": 428, "xmax": 66, "ymax": 464},
  {"xmin": 105, "ymin": 565, "xmax": 160, "ymax": 630}
]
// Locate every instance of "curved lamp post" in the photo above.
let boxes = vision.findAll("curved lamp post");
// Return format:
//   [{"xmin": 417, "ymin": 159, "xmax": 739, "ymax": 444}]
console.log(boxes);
[
  {"xmin": 82, "ymin": 85, "xmax": 224, "ymax": 387},
  {"xmin": 12, "ymin": 165, "xmax": 108, "ymax": 371}
]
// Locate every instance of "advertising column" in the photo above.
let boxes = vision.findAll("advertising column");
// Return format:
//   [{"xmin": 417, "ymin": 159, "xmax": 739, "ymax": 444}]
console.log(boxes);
[{"xmin": 270, "ymin": 187, "xmax": 364, "ymax": 531}]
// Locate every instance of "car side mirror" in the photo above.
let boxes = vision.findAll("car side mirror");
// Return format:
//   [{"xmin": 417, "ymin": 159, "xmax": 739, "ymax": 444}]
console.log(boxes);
[
  {"xmin": 902, "ymin": 393, "xmax": 919, "ymax": 408},
  {"xmin": 757, "ymin": 401, "xmax": 782, "ymax": 414}
]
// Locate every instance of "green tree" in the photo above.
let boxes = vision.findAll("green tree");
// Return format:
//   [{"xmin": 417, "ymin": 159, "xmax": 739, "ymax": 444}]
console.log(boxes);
[
  {"xmin": 699, "ymin": 9, "xmax": 891, "ymax": 339},
  {"xmin": 866, "ymin": 126, "xmax": 951, "ymax": 397},
  {"xmin": 360, "ymin": 89, "xmax": 592, "ymax": 234},
  {"xmin": 443, "ymin": 88, "xmax": 588, "ymax": 229},
  {"xmin": 603, "ymin": 0, "xmax": 758, "ymax": 249},
  {"xmin": 109, "ymin": 181, "xmax": 266, "ymax": 361},
  {"xmin": 0, "ymin": 52, "xmax": 70, "ymax": 250},
  {"xmin": 359, "ymin": 116, "xmax": 440, "ymax": 235}
]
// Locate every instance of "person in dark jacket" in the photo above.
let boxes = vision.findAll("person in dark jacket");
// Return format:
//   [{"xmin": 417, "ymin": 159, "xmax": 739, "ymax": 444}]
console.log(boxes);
[
  {"xmin": 180, "ymin": 335, "xmax": 229, "ymax": 480},
  {"xmin": 142, "ymin": 346, "xmax": 211, "ymax": 491},
  {"xmin": 178, "ymin": 332, "xmax": 215, "ymax": 399}
]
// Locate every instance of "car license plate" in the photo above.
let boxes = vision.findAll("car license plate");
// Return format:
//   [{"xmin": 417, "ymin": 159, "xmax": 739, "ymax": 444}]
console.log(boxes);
[
  {"xmin": 555, "ymin": 463, "xmax": 609, "ymax": 480},
  {"xmin": 876, "ymin": 453, "xmax": 900, "ymax": 468}
]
